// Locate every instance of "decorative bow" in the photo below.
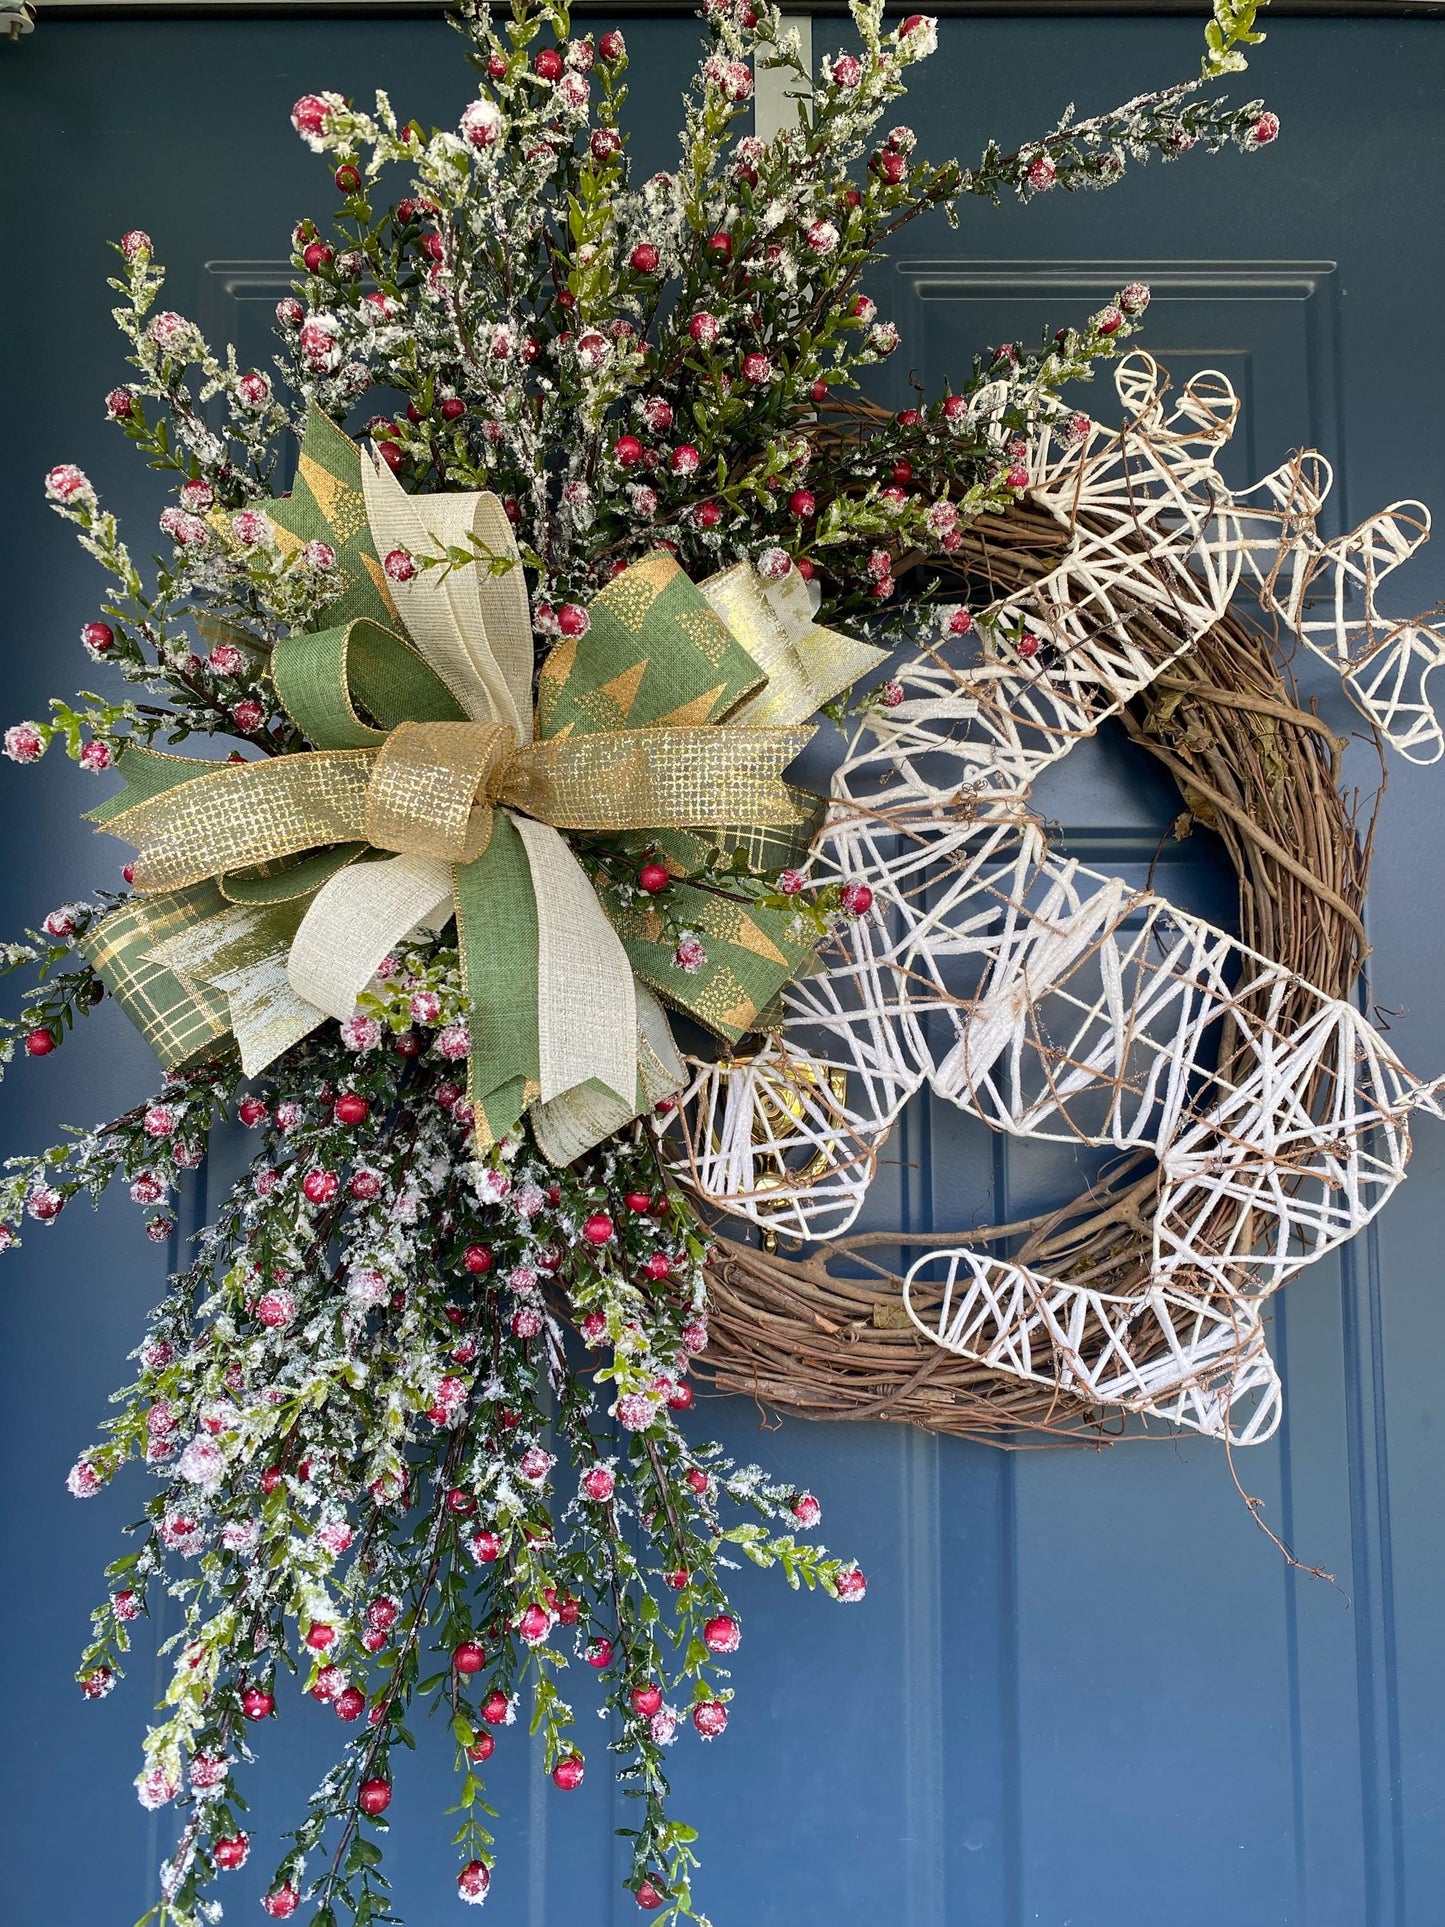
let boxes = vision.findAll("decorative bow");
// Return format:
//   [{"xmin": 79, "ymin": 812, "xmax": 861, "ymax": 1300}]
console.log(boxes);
[{"xmin": 81, "ymin": 408, "xmax": 884, "ymax": 1161}]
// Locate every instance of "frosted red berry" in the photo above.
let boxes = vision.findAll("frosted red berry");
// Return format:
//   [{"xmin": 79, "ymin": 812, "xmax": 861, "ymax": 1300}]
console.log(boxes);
[
  {"xmin": 458, "ymin": 1861, "xmax": 491, "ymax": 1903},
  {"xmin": 692, "ymin": 1700, "xmax": 728, "ymax": 1738}
]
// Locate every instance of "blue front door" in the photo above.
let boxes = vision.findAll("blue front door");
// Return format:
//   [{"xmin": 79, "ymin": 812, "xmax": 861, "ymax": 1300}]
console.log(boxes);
[{"xmin": 1, "ymin": 11, "xmax": 1442, "ymax": 1925}]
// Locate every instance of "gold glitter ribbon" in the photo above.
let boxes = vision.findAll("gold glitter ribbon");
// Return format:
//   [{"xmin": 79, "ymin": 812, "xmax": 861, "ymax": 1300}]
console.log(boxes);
[{"xmin": 104, "ymin": 720, "xmax": 813, "ymax": 895}]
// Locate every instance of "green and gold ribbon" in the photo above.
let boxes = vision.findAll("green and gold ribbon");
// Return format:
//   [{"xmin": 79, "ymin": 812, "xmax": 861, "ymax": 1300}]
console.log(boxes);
[{"xmin": 81, "ymin": 407, "xmax": 886, "ymax": 1161}]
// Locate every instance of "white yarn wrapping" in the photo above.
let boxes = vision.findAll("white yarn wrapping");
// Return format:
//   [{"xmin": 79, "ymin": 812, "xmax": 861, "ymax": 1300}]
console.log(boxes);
[{"xmin": 662, "ymin": 354, "xmax": 1445, "ymax": 1444}]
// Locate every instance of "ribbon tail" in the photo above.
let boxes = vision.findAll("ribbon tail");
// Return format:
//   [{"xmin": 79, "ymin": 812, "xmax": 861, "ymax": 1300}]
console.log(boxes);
[
  {"xmin": 286, "ymin": 853, "xmax": 456, "ymax": 1022},
  {"xmin": 701, "ymin": 563, "xmax": 888, "ymax": 725},
  {"xmin": 147, "ymin": 899, "xmax": 328, "ymax": 1079},
  {"xmin": 78, "ymin": 886, "xmax": 234, "ymax": 1071},
  {"xmin": 531, "ymin": 983, "xmax": 684, "ymax": 1164},
  {"xmin": 606, "ymin": 880, "xmax": 821, "ymax": 1044},
  {"xmin": 509, "ymin": 815, "xmax": 638, "ymax": 1110},
  {"xmin": 454, "ymin": 815, "xmax": 543, "ymax": 1149}
]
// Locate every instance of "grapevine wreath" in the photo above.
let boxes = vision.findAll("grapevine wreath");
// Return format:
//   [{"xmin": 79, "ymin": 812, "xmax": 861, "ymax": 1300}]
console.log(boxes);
[{"xmin": 5, "ymin": 1, "xmax": 1444, "ymax": 1923}]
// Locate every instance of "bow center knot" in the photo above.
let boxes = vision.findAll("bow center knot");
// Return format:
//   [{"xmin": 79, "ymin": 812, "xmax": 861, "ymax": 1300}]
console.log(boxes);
[{"xmin": 364, "ymin": 719, "xmax": 517, "ymax": 865}]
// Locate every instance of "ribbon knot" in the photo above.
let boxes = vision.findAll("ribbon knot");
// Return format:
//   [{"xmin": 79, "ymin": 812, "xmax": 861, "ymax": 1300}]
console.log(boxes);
[{"xmin": 365, "ymin": 720, "xmax": 516, "ymax": 866}]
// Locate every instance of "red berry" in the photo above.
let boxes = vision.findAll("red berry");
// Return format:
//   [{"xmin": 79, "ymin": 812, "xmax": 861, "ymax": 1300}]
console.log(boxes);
[
  {"xmin": 367, "ymin": 1595, "xmax": 401, "ymax": 1633},
  {"xmin": 696, "ymin": 501, "xmax": 722, "ymax": 529},
  {"xmin": 519, "ymin": 1603, "xmax": 551, "ymax": 1643},
  {"xmin": 238, "ymin": 1096, "xmax": 267, "ymax": 1127},
  {"xmin": 630, "ymin": 1684, "xmax": 663, "ymax": 1718},
  {"xmin": 82, "ymin": 620, "xmax": 115, "ymax": 652},
  {"xmin": 470, "ymin": 1529, "xmax": 502, "ymax": 1564},
  {"xmin": 445, "ymin": 1487, "xmax": 475, "ymax": 1514},
  {"xmin": 263, "ymin": 1887, "xmax": 300, "ymax": 1919},
  {"xmin": 335, "ymin": 1686, "xmax": 366, "ymax": 1722},
  {"xmin": 213, "ymin": 1833, "xmax": 249, "ymax": 1871},
  {"xmin": 667, "ymin": 1382, "xmax": 694, "ymax": 1412},
  {"xmin": 302, "ymin": 1168, "xmax": 339, "ymax": 1205},
  {"xmin": 587, "ymin": 1637, "xmax": 614, "ymax": 1669},
  {"xmin": 467, "ymin": 1731, "xmax": 496, "ymax": 1763},
  {"xmin": 637, "ymin": 1881, "xmax": 666, "ymax": 1910},
  {"xmin": 810, "ymin": 379, "xmax": 828, "ymax": 403},
  {"xmin": 583, "ymin": 1212, "xmax": 614, "ymax": 1246},
  {"xmin": 630, "ymin": 243, "xmax": 660, "ymax": 275},
  {"xmin": 302, "ymin": 242, "xmax": 334, "ymax": 273},
  {"xmin": 481, "ymin": 1689, "xmax": 510, "ymax": 1724},
  {"xmin": 535, "ymin": 47, "xmax": 564, "ymax": 79},
  {"xmin": 551, "ymin": 1754, "xmax": 585, "ymax": 1790},
  {"xmin": 377, "ymin": 441, "xmax": 405, "ymax": 473},
  {"xmin": 624, "ymin": 1191, "xmax": 653, "ymax": 1214},
  {"xmin": 306, "ymin": 1623, "xmax": 336, "ymax": 1651},
  {"xmin": 614, "ymin": 434, "xmax": 644, "ymax": 467},
  {"xmin": 458, "ymin": 1861, "xmax": 491, "ymax": 1903},
  {"xmin": 666, "ymin": 1569, "xmax": 689, "ymax": 1591},
  {"xmin": 707, "ymin": 231, "xmax": 733, "ymax": 262},
  {"xmin": 685, "ymin": 1467, "xmax": 709, "ymax": 1495},
  {"xmin": 839, "ymin": 882, "xmax": 874, "ymax": 916},
  {"xmin": 358, "ymin": 1777, "xmax": 392, "ymax": 1815},
  {"xmin": 788, "ymin": 489, "xmax": 817, "ymax": 519},
  {"xmin": 453, "ymin": 1640, "xmax": 487, "ymax": 1675},
  {"xmin": 334, "ymin": 164, "xmax": 361, "ymax": 193},
  {"xmin": 334, "ymin": 1093, "xmax": 369, "ymax": 1125},
  {"xmin": 241, "ymin": 1687, "xmax": 274, "ymax": 1720},
  {"xmin": 703, "ymin": 1614, "xmax": 740, "ymax": 1653},
  {"xmin": 463, "ymin": 1244, "xmax": 493, "ymax": 1275},
  {"xmin": 643, "ymin": 1253, "xmax": 671, "ymax": 1282},
  {"xmin": 637, "ymin": 862, "xmax": 670, "ymax": 896},
  {"xmin": 24, "ymin": 1029, "xmax": 55, "ymax": 1057},
  {"xmin": 692, "ymin": 1700, "xmax": 728, "ymax": 1738},
  {"xmin": 600, "ymin": 30, "xmax": 626, "ymax": 60}
]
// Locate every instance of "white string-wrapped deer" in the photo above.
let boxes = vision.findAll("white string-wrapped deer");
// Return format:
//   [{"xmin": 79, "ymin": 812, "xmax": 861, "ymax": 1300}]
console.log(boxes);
[{"xmin": 661, "ymin": 355, "xmax": 1445, "ymax": 1446}]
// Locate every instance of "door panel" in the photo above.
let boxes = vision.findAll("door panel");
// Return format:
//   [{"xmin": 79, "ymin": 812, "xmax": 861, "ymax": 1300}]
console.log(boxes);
[{"xmin": 1, "ymin": 14, "xmax": 1442, "ymax": 1927}]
